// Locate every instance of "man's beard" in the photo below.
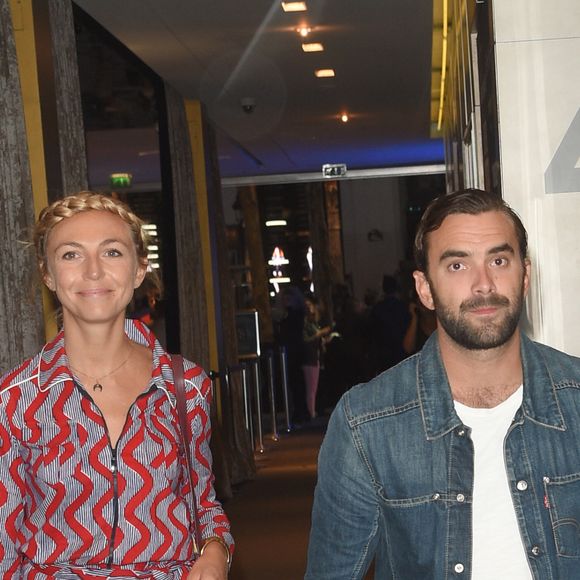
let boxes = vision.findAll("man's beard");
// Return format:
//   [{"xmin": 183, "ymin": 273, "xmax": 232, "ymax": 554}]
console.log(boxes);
[{"xmin": 430, "ymin": 280, "xmax": 525, "ymax": 351}]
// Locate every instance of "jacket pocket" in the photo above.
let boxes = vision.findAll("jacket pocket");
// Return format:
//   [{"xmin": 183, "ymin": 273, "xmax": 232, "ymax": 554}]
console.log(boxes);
[{"xmin": 544, "ymin": 472, "xmax": 580, "ymax": 558}]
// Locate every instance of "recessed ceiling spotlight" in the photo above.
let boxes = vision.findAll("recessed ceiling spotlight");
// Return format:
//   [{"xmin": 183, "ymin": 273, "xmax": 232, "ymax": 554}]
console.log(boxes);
[
  {"xmin": 315, "ymin": 68, "xmax": 335, "ymax": 78},
  {"xmin": 282, "ymin": 1, "xmax": 307, "ymax": 12},
  {"xmin": 302, "ymin": 42, "xmax": 324, "ymax": 52},
  {"xmin": 297, "ymin": 26, "xmax": 312, "ymax": 37},
  {"xmin": 341, "ymin": 113, "xmax": 349, "ymax": 123}
]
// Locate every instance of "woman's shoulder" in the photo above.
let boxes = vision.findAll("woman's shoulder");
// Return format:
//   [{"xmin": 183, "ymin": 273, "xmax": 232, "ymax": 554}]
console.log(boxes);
[{"xmin": 0, "ymin": 350, "xmax": 44, "ymax": 395}]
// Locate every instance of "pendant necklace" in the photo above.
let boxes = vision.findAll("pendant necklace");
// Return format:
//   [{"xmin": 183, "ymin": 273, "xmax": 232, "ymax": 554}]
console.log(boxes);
[{"xmin": 69, "ymin": 343, "xmax": 133, "ymax": 392}]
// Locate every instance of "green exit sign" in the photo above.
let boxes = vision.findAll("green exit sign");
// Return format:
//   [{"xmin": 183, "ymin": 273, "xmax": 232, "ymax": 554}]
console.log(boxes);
[{"xmin": 110, "ymin": 173, "xmax": 132, "ymax": 188}]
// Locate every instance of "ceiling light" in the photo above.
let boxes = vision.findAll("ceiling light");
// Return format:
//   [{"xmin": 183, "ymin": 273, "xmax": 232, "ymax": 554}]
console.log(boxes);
[
  {"xmin": 302, "ymin": 42, "xmax": 324, "ymax": 52},
  {"xmin": 282, "ymin": 2, "xmax": 307, "ymax": 12},
  {"xmin": 266, "ymin": 220, "xmax": 288, "ymax": 227},
  {"xmin": 315, "ymin": 68, "xmax": 335, "ymax": 78},
  {"xmin": 297, "ymin": 26, "xmax": 311, "ymax": 37},
  {"xmin": 341, "ymin": 114, "xmax": 349, "ymax": 123}
]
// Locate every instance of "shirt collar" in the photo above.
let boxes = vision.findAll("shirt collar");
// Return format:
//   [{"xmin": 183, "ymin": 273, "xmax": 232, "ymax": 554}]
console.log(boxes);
[{"xmin": 38, "ymin": 319, "xmax": 176, "ymax": 405}]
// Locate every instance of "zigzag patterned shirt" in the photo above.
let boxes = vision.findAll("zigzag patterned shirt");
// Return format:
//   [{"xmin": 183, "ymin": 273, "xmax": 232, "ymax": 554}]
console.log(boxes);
[{"xmin": 0, "ymin": 319, "xmax": 233, "ymax": 578}]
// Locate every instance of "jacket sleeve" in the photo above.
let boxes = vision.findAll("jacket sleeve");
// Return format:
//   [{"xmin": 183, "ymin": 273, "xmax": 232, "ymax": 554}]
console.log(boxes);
[
  {"xmin": 305, "ymin": 396, "xmax": 379, "ymax": 579},
  {"xmin": 184, "ymin": 363, "xmax": 234, "ymax": 558},
  {"xmin": 0, "ymin": 398, "xmax": 25, "ymax": 576}
]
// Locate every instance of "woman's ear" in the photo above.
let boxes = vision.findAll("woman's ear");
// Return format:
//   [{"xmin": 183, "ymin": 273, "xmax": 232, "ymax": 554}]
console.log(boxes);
[
  {"xmin": 43, "ymin": 267, "xmax": 55, "ymax": 292},
  {"xmin": 413, "ymin": 270, "xmax": 435, "ymax": 311},
  {"xmin": 134, "ymin": 261, "xmax": 148, "ymax": 289}
]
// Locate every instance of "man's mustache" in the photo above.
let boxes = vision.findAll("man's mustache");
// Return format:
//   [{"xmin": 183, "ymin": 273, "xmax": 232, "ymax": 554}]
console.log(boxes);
[{"xmin": 460, "ymin": 295, "xmax": 510, "ymax": 312}]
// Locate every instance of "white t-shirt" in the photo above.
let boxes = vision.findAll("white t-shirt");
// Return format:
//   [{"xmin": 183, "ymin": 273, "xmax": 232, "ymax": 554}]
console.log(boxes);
[{"xmin": 454, "ymin": 386, "xmax": 532, "ymax": 579}]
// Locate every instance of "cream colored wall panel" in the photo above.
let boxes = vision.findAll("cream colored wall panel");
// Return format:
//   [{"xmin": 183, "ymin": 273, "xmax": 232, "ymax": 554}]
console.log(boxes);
[
  {"xmin": 494, "ymin": 0, "xmax": 580, "ymax": 43},
  {"xmin": 496, "ymin": 38, "xmax": 580, "ymax": 354}
]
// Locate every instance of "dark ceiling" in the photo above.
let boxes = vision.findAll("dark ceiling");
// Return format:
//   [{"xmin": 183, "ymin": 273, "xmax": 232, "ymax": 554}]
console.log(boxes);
[{"xmin": 73, "ymin": 0, "xmax": 444, "ymax": 184}]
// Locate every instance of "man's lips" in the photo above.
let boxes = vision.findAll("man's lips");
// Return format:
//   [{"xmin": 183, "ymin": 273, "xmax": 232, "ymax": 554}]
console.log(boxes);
[{"xmin": 461, "ymin": 296, "xmax": 510, "ymax": 314}]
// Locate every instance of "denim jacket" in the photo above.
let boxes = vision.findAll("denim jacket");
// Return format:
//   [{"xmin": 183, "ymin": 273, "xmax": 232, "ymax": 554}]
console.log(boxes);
[{"xmin": 305, "ymin": 332, "xmax": 580, "ymax": 579}]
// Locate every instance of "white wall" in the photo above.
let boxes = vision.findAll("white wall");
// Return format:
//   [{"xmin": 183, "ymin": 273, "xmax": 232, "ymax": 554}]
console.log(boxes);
[
  {"xmin": 494, "ymin": 0, "xmax": 580, "ymax": 354},
  {"xmin": 340, "ymin": 177, "xmax": 406, "ymax": 303}
]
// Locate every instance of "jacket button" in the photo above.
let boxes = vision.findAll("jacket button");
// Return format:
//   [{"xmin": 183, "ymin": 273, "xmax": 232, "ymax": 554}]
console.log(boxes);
[
  {"xmin": 516, "ymin": 480, "xmax": 528, "ymax": 491},
  {"xmin": 531, "ymin": 545, "xmax": 541, "ymax": 556},
  {"xmin": 456, "ymin": 493, "xmax": 465, "ymax": 503},
  {"xmin": 456, "ymin": 428, "xmax": 466, "ymax": 437},
  {"xmin": 454, "ymin": 563, "xmax": 465, "ymax": 573}
]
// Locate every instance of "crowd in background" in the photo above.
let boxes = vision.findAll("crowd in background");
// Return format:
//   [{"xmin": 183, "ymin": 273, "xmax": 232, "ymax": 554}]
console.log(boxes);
[{"xmin": 273, "ymin": 273, "xmax": 437, "ymax": 425}]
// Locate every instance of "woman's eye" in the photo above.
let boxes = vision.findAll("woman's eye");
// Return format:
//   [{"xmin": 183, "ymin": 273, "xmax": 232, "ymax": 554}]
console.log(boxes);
[
  {"xmin": 61, "ymin": 251, "xmax": 78, "ymax": 260},
  {"xmin": 104, "ymin": 248, "xmax": 122, "ymax": 257}
]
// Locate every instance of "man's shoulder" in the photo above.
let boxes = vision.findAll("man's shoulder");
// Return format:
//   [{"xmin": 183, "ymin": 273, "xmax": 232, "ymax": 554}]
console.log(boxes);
[
  {"xmin": 341, "ymin": 354, "xmax": 420, "ymax": 420},
  {"xmin": 526, "ymin": 337, "xmax": 580, "ymax": 381}
]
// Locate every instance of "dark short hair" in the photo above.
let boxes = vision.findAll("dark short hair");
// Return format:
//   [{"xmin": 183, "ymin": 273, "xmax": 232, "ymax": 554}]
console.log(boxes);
[{"xmin": 413, "ymin": 188, "xmax": 528, "ymax": 272}]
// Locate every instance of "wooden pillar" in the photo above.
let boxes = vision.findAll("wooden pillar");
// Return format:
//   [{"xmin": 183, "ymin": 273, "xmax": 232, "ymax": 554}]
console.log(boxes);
[
  {"xmin": 324, "ymin": 180, "xmax": 345, "ymax": 285},
  {"xmin": 32, "ymin": 0, "xmax": 88, "ymax": 200},
  {"xmin": 238, "ymin": 185, "xmax": 274, "ymax": 344},
  {"xmin": 162, "ymin": 84, "xmax": 210, "ymax": 369},
  {"xmin": 185, "ymin": 100, "xmax": 255, "ymax": 489},
  {"xmin": 307, "ymin": 182, "xmax": 335, "ymax": 322},
  {"xmin": 0, "ymin": 0, "xmax": 45, "ymax": 370}
]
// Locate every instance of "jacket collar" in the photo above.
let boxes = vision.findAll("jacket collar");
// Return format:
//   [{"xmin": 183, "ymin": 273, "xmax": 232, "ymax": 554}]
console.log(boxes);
[{"xmin": 417, "ymin": 331, "xmax": 565, "ymax": 440}]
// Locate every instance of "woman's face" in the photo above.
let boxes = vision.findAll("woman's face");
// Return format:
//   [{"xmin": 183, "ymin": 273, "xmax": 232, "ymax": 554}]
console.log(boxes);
[{"xmin": 43, "ymin": 210, "xmax": 147, "ymax": 326}]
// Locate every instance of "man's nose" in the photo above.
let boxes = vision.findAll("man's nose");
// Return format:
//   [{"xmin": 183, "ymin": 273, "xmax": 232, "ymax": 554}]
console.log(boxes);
[{"xmin": 472, "ymin": 264, "xmax": 496, "ymax": 294}]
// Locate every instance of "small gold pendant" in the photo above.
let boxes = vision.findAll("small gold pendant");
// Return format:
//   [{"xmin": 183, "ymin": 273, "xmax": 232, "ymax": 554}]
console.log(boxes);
[{"xmin": 93, "ymin": 382, "xmax": 103, "ymax": 392}]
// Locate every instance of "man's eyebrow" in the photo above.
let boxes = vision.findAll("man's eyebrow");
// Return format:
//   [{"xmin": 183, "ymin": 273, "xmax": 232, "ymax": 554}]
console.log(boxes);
[
  {"xmin": 439, "ymin": 249, "xmax": 469, "ymax": 263},
  {"xmin": 487, "ymin": 243, "xmax": 515, "ymax": 255}
]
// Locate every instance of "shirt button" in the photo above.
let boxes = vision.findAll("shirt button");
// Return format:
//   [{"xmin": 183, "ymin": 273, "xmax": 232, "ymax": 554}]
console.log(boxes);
[
  {"xmin": 516, "ymin": 480, "xmax": 528, "ymax": 491},
  {"xmin": 531, "ymin": 545, "xmax": 541, "ymax": 556},
  {"xmin": 454, "ymin": 563, "xmax": 465, "ymax": 573},
  {"xmin": 456, "ymin": 493, "xmax": 465, "ymax": 503}
]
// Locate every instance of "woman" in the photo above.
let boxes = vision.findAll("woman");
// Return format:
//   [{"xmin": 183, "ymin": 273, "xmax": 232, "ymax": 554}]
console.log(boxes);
[
  {"xmin": 302, "ymin": 297, "xmax": 331, "ymax": 420},
  {"xmin": 0, "ymin": 192, "xmax": 232, "ymax": 578}
]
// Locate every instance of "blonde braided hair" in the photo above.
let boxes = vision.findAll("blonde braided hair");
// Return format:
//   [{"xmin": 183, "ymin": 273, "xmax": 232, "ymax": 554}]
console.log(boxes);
[{"xmin": 34, "ymin": 191, "xmax": 149, "ymax": 276}]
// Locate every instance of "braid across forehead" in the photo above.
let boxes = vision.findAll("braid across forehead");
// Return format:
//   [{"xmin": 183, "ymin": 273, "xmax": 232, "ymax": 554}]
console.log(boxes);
[{"xmin": 34, "ymin": 191, "xmax": 149, "ymax": 275}]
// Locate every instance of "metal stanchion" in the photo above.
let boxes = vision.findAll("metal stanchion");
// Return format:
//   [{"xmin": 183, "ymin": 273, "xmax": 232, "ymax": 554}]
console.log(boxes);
[
  {"xmin": 227, "ymin": 363, "xmax": 253, "ymax": 449},
  {"xmin": 265, "ymin": 351, "xmax": 279, "ymax": 441},
  {"xmin": 279, "ymin": 346, "xmax": 292, "ymax": 432},
  {"xmin": 251, "ymin": 357, "xmax": 265, "ymax": 453}
]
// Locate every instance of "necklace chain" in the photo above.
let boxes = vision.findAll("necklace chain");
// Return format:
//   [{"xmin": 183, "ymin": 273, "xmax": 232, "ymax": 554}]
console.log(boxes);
[{"xmin": 69, "ymin": 343, "xmax": 133, "ymax": 392}]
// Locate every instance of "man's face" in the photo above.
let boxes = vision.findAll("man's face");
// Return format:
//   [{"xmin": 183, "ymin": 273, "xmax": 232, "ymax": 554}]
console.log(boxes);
[{"xmin": 413, "ymin": 211, "xmax": 530, "ymax": 351}]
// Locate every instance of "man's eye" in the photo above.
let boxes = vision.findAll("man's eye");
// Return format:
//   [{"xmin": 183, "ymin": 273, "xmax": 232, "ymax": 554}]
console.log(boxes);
[
  {"xmin": 492, "ymin": 257, "xmax": 508, "ymax": 267},
  {"xmin": 448, "ymin": 262, "xmax": 465, "ymax": 272}
]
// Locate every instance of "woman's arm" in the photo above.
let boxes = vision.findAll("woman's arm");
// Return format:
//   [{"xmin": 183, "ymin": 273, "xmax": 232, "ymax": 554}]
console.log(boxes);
[
  {"xmin": 183, "ymin": 363, "xmax": 233, "ymax": 578},
  {"xmin": 0, "ymin": 399, "xmax": 25, "ymax": 576}
]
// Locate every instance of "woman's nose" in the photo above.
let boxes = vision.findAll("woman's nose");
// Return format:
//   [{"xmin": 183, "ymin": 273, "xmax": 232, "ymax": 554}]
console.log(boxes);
[{"xmin": 83, "ymin": 255, "xmax": 104, "ymax": 280}]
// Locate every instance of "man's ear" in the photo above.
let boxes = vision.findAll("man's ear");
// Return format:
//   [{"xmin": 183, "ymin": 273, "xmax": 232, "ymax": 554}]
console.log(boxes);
[
  {"xmin": 413, "ymin": 270, "xmax": 435, "ymax": 311},
  {"xmin": 522, "ymin": 258, "xmax": 531, "ymax": 298}
]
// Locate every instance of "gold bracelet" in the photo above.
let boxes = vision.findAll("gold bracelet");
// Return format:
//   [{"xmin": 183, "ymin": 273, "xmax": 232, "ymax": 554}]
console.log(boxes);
[{"xmin": 200, "ymin": 536, "xmax": 231, "ymax": 566}]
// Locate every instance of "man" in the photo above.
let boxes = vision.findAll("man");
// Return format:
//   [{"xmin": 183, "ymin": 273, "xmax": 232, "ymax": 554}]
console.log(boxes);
[{"xmin": 305, "ymin": 189, "xmax": 580, "ymax": 579}]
